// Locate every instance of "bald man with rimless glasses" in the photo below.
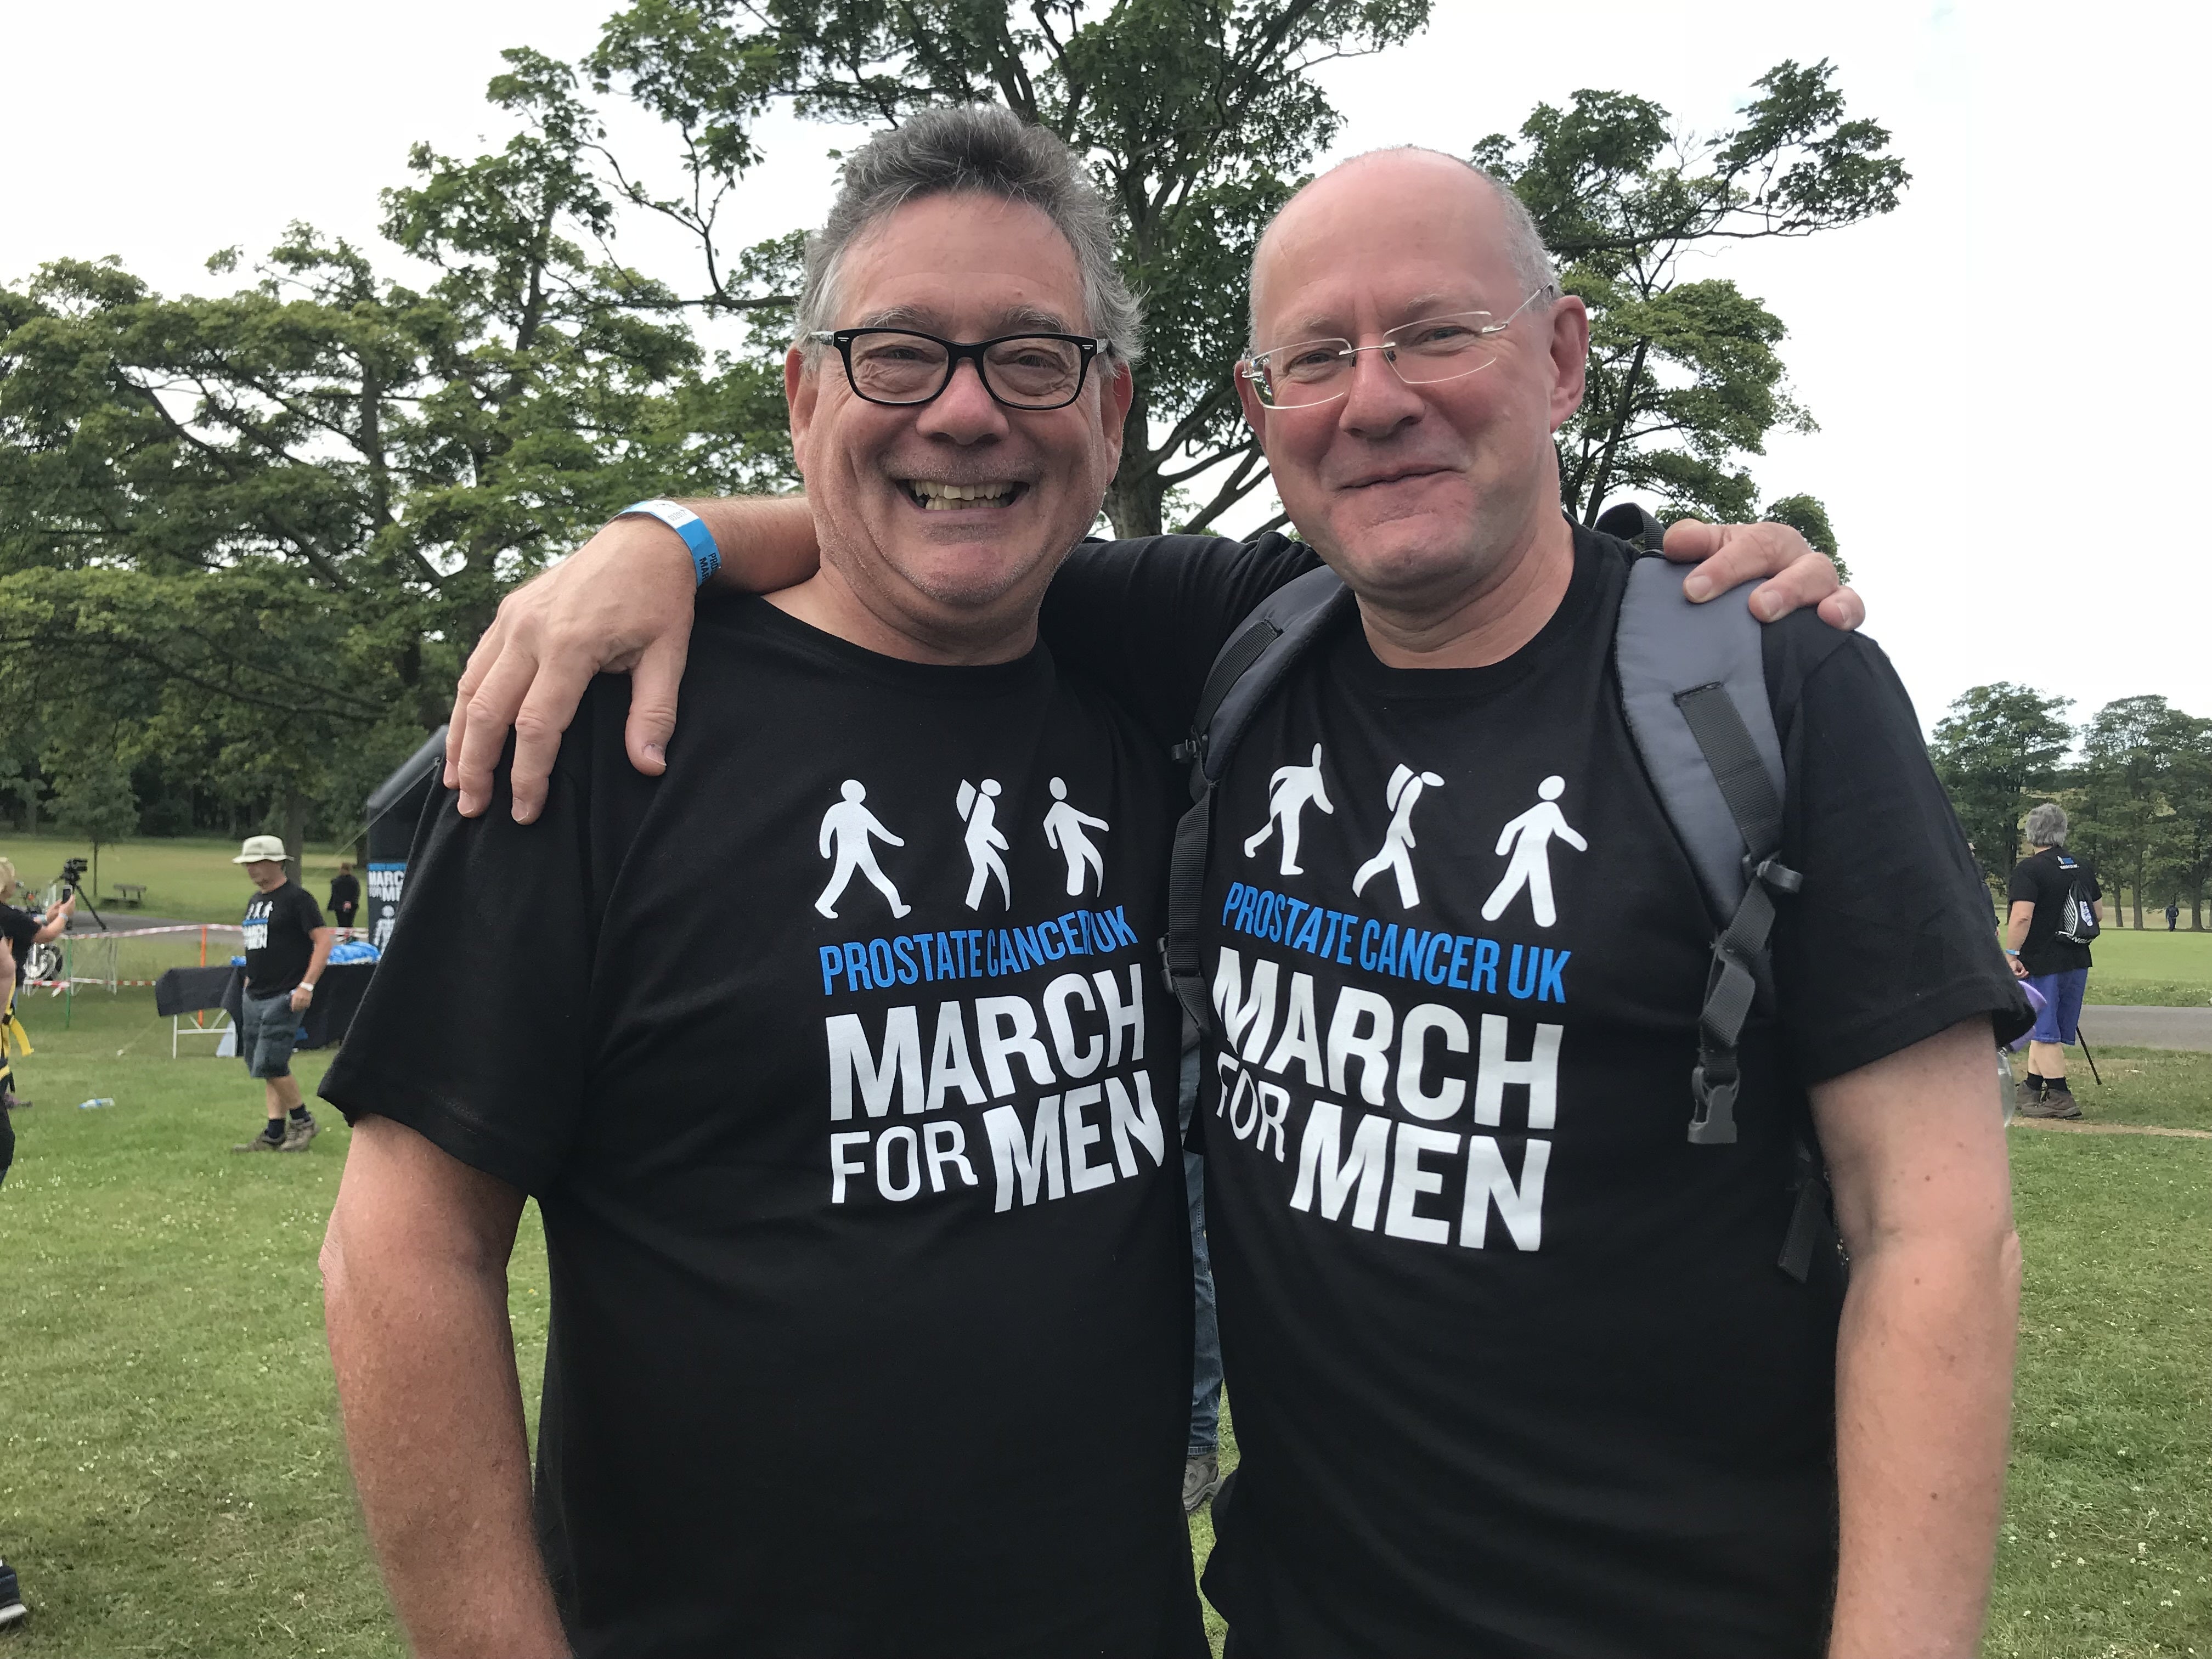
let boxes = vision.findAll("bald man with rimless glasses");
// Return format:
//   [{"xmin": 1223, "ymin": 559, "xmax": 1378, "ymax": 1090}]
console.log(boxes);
[{"xmin": 399, "ymin": 114, "xmax": 1903, "ymax": 1659}]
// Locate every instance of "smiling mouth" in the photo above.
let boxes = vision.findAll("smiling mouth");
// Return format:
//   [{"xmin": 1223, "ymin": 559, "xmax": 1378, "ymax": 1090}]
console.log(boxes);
[{"xmin": 902, "ymin": 478, "xmax": 1028, "ymax": 511}]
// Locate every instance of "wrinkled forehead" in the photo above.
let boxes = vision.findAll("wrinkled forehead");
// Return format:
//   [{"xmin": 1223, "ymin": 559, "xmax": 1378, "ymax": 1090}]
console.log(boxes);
[
  {"xmin": 834, "ymin": 192, "xmax": 1090, "ymax": 337},
  {"xmin": 1250, "ymin": 154, "xmax": 1521, "ymax": 344}
]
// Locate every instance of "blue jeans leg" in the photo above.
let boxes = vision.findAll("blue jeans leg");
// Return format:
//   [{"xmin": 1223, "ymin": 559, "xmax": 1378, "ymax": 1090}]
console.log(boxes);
[
  {"xmin": 1182, "ymin": 1043, "xmax": 1224, "ymax": 1457},
  {"xmin": 1187, "ymin": 1148, "xmax": 1223, "ymax": 1455}
]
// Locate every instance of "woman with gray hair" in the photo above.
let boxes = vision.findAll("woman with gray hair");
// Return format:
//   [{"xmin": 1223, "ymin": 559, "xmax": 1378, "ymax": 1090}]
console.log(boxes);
[{"xmin": 2004, "ymin": 802, "xmax": 2102, "ymax": 1116}]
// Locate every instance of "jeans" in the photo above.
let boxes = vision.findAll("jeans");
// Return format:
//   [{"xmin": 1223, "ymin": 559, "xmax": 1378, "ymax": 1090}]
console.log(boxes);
[
  {"xmin": 1181, "ymin": 1043, "xmax": 1224, "ymax": 1458},
  {"xmin": 238, "ymin": 988, "xmax": 302, "ymax": 1080}
]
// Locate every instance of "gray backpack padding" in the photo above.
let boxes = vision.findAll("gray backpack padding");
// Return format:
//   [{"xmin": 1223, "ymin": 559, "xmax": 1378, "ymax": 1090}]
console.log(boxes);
[{"xmin": 1165, "ymin": 509, "xmax": 1831, "ymax": 1281}]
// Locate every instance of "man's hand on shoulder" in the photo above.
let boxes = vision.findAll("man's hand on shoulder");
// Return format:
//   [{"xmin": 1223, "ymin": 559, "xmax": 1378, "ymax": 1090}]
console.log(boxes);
[
  {"xmin": 448, "ymin": 517, "xmax": 701, "ymax": 822},
  {"xmin": 447, "ymin": 495, "xmax": 820, "ymax": 825},
  {"xmin": 1663, "ymin": 518, "xmax": 1865, "ymax": 632}
]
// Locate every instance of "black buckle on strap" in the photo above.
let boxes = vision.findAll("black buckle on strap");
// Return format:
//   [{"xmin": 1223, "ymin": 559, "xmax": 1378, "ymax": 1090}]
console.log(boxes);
[
  {"xmin": 1744, "ymin": 853, "xmax": 1803, "ymax": 894},
  {"xmin": 1688, "ymin": 1064, "xmax": 1740, "ymax": 1145}
]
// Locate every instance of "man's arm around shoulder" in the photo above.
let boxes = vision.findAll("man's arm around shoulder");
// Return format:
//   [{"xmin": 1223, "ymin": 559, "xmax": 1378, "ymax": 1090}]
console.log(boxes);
[
  {"xmin": 1813, "ymin": 1018, "xmax": 2018, "ymax": 1659},
  {"xmin": 322, "ymin": 1116, "xmax": 570, "ymax": 1659}
]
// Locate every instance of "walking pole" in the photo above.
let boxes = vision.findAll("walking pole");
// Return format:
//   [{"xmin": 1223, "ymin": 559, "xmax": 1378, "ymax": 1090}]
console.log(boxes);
[{"xmin": 2074, "ymin": 1028, "xmax": 2104, "ymax": 1087}]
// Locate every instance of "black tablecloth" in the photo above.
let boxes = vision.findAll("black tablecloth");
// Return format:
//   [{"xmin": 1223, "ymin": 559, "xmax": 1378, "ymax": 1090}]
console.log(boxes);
[{"xmin": 154, "ymin": 962, "xmax": 375, "ymax": 1053}]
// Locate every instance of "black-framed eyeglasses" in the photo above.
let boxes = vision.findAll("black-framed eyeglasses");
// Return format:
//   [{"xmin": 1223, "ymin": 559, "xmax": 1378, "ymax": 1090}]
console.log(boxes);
[{"xmin": 808, "ymin": 327, "xmax": 1114, "ymax": 410}]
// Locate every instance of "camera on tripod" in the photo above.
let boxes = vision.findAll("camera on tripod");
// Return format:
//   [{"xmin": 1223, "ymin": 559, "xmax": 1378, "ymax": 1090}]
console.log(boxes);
[{"xmin": 58, "ymin": 858, "xmax": 88, "ymax": 894}]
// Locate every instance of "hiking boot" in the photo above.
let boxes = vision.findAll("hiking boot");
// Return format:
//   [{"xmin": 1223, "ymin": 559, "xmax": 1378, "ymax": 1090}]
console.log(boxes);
[
  {"xmin": 0, "ymin": 1558, "xmax": 26, "ymax": 1628},
  {"xmin": 232, "ymin": 1127, "xmax": 290, "ymax": 1152},
  {"xmin": 280, "ymin": 1111, "xmax": 319, "ymax": 1151},
  {"xmin": 1183, "ymin": 1452, "xmax": 1223, "ymax": 1515},
  {"xmin": 2019, "ymin": 1088, "xmax": 2082, "ymax": 1120},
  {"xmin": 2011, "ymin": 1076, "xmax": 2045, "ymax": 1116}
]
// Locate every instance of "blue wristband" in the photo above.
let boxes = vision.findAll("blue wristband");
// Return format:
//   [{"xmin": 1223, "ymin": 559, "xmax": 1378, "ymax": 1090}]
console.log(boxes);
[{"xmin": 617, "ymin": 499, "xmax": 721, "ymax": 587}]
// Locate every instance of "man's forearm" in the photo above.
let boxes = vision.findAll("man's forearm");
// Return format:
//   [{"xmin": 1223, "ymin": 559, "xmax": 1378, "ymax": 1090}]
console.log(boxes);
[
  {"xmin": 304, "ymin": 931, "xmax": 335, "ymax": 985},
  {"xmin": 678, "ymin": 494, "xmax": 819, "ymax": 592},
  {"xmin": 324, "ymin": 1140, "xmax": 566, "ymax": 1658},
  {"xmin": 1828, "ymin": 1229, "xmax": 2019, "ymax": 1658}
]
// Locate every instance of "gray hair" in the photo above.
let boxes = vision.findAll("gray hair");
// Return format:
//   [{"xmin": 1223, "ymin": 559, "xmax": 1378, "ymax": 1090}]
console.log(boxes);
[
  {"xmin": 2025, "ymin": 802, "xmax": 2069, "ymax": 847},
  {"xmin": 1249, "ymin": 149, "xmax": 1557, "ymax": 350},
  {"xmin": 794, "ymin": 104, "xmax": 1143, "ymax": 365}
]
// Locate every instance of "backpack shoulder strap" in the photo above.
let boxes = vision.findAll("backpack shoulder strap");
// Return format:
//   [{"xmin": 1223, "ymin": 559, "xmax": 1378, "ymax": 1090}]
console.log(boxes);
[
  {"xmin": 1166, "ymin": 567, "xmax": 1354, "ymax": 1032},
  {"xmin": 1613, "ymin": 549, "xmax": 1827, "ymax": 1280}
]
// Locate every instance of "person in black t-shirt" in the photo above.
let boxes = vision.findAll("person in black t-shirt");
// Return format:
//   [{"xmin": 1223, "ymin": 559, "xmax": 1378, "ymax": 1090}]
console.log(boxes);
[
  {"xmin": 2004, "ymin": 802, "xmax": 2101, "ymax": 1119},
  {"xmin": 319, "ymin": 110, "xmax": 1218, "ymax": 1659},
  {"xmin": 0, "ymin": 861, "xmax": 74, "ymax": 1116},
  {"xmin": 436, "ymin": 148, "xmax": 2022, "ymax": 1657},
  {"xmin": 232, "ymin": 836, "xmax": 334, "ymax": 1153},
  {"xmin": 326, "ymin": 862, "xmax": 360, "ymax": 934}
]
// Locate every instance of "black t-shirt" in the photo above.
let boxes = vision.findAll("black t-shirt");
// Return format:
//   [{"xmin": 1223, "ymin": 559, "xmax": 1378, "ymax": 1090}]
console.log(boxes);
[
  {"xmin": 0, "ymin": 904, "xmax": 38, "ymax": 990},
  {"xmin": 1044, "ymin": 526, "xmax": 2029, "ymax": 1657},
  {"xmin": 2007, "ymin": 847, "xmax": 2100, "ymax": 975},
  {"xmin": 327, "ymin": 872, "xmax": 360, "ymax": 916},
  {"xmin": 241, "ymin": 881, "xmax": 324, "ymax": 995},
  {"xmin": 319, "ymin": 595, "xmax": 1205, "ymax": 1659}
]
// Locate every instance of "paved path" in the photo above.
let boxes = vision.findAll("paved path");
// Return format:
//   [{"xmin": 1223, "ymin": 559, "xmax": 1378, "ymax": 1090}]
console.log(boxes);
[
  {"xmin": 2075, "ymin": 1005, "xmax": 2212, "ymax": 1052},
  {"xmin": 2012, "ymin": 1120, "xmax": 2212, "ymax": 1141}
]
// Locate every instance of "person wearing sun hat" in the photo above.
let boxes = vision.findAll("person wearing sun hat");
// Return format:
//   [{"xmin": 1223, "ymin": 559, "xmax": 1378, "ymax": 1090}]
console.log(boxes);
[{"xmin": 230, "ymin": 835, "xmax": 335, "ymax": 1152}]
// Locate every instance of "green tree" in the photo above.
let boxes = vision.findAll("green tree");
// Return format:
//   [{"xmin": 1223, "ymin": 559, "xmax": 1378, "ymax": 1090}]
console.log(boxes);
[
  {"xmin": 584, "ymin": 0, "xmax": 1433, "ymax": 537},
  {"xmin": 1476, "ymin": 62, "xmax": 1905, "ymax": 538},
  {"xmin": 1928, "ymin": 682, "xmax": 2073, "ymax": 889},
  {"xmin": 2074, "ymin": 695, "xmax": 2198, "ymax": 930},
  {"xmin": 0, "ymin": 52, "xmax": 737, "ymax": 839},
  {"xmin": 47, "ymin": 747, "xmax": 139, "ymax": 899}
]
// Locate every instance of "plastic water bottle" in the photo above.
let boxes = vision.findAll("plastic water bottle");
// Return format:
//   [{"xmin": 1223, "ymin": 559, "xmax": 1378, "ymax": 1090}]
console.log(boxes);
[{"xmin": 76, "ymin": 1097, "xmax": 115, "ymax": 1111}]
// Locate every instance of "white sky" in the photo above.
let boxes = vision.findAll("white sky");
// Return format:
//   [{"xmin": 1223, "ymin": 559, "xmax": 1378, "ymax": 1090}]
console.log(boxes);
[{"xmin": 5, "ymin": 0, "xmax": 2202, "ymax": 735}]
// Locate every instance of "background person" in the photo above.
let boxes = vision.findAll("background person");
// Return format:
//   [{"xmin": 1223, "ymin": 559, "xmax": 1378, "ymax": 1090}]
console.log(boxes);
[
  {"xmin": 230, "ymin": 836, "xmax": 334, "ymax": 1152},
  {"xmin": 0, "ymin": 859, "xmax": 75, "ymax": 1113},
  {"xmin": 328, "ymin": 860, "xmax": 361, "ymax": 934},
  {"xmin": 2005, "ymin": 802, "xmax": 2100, "ymax": 1119}
]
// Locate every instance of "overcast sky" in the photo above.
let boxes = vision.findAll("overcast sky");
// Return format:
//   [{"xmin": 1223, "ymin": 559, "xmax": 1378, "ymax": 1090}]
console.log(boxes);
[{"xmin": 6, "ymin": 0, "xmax": 2200, "ymax": 737}]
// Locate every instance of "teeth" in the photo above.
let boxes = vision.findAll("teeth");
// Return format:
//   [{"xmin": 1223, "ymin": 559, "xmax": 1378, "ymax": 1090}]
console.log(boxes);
[{"xmin": 907, "ymin": 479, "xmax": 1017, "ymax": 508}]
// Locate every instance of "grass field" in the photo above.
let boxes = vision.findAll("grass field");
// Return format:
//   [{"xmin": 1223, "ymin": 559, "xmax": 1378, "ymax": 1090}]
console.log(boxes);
[
  {"xmin": 0, "ymin": 836, "xmax": 362, "ymax": 929},
  {"xmin": 0, "ymin": 989, "xmax": 2205, "ymax": 1656}
]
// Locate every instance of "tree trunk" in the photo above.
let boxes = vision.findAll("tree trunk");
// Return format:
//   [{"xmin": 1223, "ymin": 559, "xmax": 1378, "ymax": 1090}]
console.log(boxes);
[
  {"xmin": 1103, "ymin": 378, "xmax": 1165, "ymax": 538},
  {"xmin": 281, "ymin": 792, "xmax": 312, "ymax": 886},
  {"xmin": 1579, "ymin": 336, "xmax": 1650, "ymax": 524},
  {"xmin": 2134, "ymin": 848, "xmax": 2146, "ymax": 928}
]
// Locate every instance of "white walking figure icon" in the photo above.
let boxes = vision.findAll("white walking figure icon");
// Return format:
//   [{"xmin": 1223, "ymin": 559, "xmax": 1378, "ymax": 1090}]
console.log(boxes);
[
  {"xmin": 1351, "ymin": 763, "xmax": 1447, "ymax": 910},
  {"xmin": 1244, "ymin": 744, "xmax": 1334, "ymax": 876},
  {"xmin": 815, "ymin": 780, "xmax": 911, "ymax": 919},
  {"xmin": 1041, "ymin": 777, "xmax": 1109, "ymax": 898},
  {"xmin": 957, "ymin": 778, "xmax": 1012, "ymax": 911},
  {"xmin": 1480, "ymin": 775, "xmax": 1588, "ymax": 928}
]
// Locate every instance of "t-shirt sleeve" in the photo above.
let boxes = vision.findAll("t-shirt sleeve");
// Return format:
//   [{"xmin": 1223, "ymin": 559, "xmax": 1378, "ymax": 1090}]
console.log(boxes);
[
  {"xmin": 1765, "ymin": 620, "xmax": 2033, "ymax": 1084},
  {"xmin": 318, "ymin": 712, "xmax": 620, "ymax": 1194},
  {"xmin": 1039, "ymin": 532, "xmax": 1327, "ymax": 748},
  {"xmin": 294, "ymin": 888, "xmax": 326, "ymax": 933},
  {"xmin": 2005, "ymin": 861, "xmax": 2041, "ymax": 906}
]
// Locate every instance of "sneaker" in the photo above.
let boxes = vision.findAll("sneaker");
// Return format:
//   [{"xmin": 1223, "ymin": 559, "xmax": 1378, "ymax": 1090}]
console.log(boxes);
[
  {"xmin": 1183, "ymin": 1452, "xmax": 1223, "ymax": 1515},
  {"xmin": 0, "ymin": 1558, "xmax": 25, "ymax": 1628},
  {"xmin": 281, "ymin": 1111, "xmax": 319, "ymax": 1151},
  {"xmin": 2019, "ymin": 1089, "xmax": 2082, "ymax": 1120},
  {"xmin": 232, "ymin": 1127, "xmax": 290, "ymax": 1153}
]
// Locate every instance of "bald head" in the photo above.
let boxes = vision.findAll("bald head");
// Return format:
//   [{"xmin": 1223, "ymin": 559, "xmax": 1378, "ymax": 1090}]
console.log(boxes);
[{"xmin": 1250, "ymin": 149, "xmax": 1554, "ymax": 349}]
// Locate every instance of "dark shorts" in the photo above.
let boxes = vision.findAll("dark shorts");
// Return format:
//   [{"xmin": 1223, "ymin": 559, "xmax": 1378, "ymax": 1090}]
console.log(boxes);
[
  {"xmin": 238, "ymin": 988, "xmax": 301, "ymax": 1080},
  {"xmin": 2027, "ymin": 968, "xmax": 2089, "ymax": 1046}
]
